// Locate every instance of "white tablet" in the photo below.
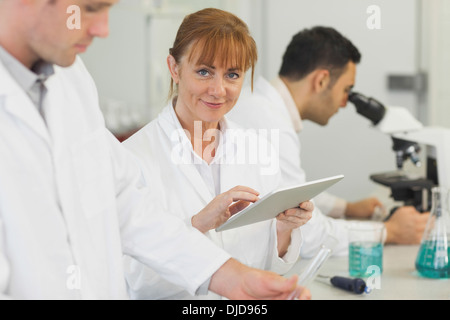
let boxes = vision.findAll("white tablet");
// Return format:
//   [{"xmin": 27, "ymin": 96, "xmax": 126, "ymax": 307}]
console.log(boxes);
[{"xmin": 215, "ymin": 175, "xmax": 344, "ymax": 232}]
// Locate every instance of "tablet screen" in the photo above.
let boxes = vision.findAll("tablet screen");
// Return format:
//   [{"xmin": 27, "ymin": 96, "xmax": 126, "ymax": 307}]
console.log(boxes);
[{"xmin": 215, "ymin": 175, "xmax": 344, "ymax": 232}]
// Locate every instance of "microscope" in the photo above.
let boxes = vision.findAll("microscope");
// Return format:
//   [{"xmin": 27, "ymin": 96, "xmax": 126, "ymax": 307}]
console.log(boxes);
[{"xmin": 349, "ymin": 92, "xmax": 450, "ymax": 213}]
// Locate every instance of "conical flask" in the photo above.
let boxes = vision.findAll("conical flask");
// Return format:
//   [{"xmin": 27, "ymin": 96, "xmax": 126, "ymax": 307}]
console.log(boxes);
[{"xmin": 415, "ymin": 187, "xmax": 450, "ymax": 278}]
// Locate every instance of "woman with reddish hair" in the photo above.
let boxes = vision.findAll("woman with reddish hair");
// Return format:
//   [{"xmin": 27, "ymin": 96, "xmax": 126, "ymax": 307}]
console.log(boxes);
[{"xmin": 123, "ymin": 8, "xmax": 313, "ymax": 300}]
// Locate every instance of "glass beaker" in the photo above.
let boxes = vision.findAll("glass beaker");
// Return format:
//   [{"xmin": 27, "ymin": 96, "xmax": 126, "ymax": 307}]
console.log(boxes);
[
  {"xmin": 348, "ymin": 222, "xmax": 384, "ymax": 277},
  {"xmin": 415, "ymin": 187, "xmax": 450, "ymax": 278}
]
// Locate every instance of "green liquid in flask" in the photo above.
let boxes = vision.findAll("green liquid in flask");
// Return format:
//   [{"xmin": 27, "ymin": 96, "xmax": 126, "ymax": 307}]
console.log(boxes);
[
  {"xmin": 415, "ymin": 240, "xmax": 450, "ymax": 279},
  {"xmin": 349, "ymin": 241, "xmax": 383, "ymax": 277}
]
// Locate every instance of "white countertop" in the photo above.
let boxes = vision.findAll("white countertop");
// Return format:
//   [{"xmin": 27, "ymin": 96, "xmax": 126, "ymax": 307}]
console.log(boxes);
[{"xmin": 287, "ymin": 245, "xmax": 449, "ymax": 300}]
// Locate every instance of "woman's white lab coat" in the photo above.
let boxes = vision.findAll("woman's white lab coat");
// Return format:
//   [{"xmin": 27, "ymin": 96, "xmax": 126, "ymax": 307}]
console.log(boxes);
[
  {"xmin": 0, "ymin": 58, "xmax": 230, "ymax": 299},
  {"xmin": 122, "ymin": 104, "xmax": 303, "ymax": 300}
]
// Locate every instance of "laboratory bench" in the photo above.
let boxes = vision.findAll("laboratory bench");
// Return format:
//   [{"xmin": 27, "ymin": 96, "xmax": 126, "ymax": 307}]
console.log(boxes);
[{"xmin": 287, "ymin": 244, "xmax": 449, "ymax": 300}]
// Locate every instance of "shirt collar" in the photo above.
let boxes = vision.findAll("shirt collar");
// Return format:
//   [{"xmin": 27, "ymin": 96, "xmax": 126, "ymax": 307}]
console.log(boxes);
[
  {"xmin": 271, "ymin": 76, "xmax": 303, "ymax": 133},
  {"xmin": 0, "ymin": 45, "xmax": 54, "ymax": 92},
  {"xmin": 32, "ymin": 59, "xmax": 55, "ymax": 82}
]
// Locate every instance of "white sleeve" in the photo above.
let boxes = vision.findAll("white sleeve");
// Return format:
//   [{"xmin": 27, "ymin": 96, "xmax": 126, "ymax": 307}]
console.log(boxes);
[
  {"xmin": 314, "ymin": 192, "xmax": 347, "ymax": 218},
  {"xmin": 299, "ymin": 206, "xmax": 351, "ymax": 258},
  {"xmin": 267, "ymin": 221, "xmax": 303, "ymax": 275},
  {"xmin": 108, "ymin": 132, "xmax": 231, "ymax": 295},
  {"xmin": 301, "ymin": 210, "xmax": 387, "ymax": 259},
  {"xmin": 0, "ymin": 218, "xmax": 11, "ymax": 299}
]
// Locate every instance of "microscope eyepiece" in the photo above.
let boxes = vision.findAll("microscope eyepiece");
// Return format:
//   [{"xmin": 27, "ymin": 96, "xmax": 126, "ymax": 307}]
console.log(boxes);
[{"xmin": 348, "ymin": 92, "xmax": 386, "ymax": 125}]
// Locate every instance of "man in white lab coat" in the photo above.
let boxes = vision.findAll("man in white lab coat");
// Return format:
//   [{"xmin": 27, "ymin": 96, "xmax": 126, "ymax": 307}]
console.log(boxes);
[
  {"xmin": 229, "ymin": 26, "xmax": 429, "ymax": 256},
  {"xmin": 0, "ymin": 0, "xmax": 310, "ymax": 299}
]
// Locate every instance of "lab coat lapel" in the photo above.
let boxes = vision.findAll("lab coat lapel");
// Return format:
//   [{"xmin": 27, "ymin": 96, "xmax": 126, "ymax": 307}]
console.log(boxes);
[
  {"xmin": 177, "ymin": 162, "xmax": 213, "ymax": 204},
  {"xmin": 0, "ymin": 62, "xmax": 51, "ymax": 147},
  {"xmin": 158, "ymin": 107, "xmax": 213, "ymax": 205},
  {"xmin": 42, "ymin": 69, "xmax": 73, "ymax": 149}
]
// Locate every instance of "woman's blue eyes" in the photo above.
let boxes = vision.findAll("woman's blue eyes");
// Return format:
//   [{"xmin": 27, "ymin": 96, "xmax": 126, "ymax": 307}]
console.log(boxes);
[{"xmin": 197, "ymin": 69, "xmax": 240, "ymax": 79}]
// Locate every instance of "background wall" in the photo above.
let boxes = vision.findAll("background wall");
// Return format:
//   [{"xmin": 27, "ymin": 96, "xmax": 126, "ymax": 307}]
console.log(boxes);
[{"xmin": 81, "ymin": 0, "xmax": 450, "ymax": 201}]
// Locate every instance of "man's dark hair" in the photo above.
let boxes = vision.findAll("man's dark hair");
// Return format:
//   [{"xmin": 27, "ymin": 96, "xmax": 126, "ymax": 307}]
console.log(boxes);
[{"xmin": 279, "ymin": 26, "xmax": 361, "ymax": 84}]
